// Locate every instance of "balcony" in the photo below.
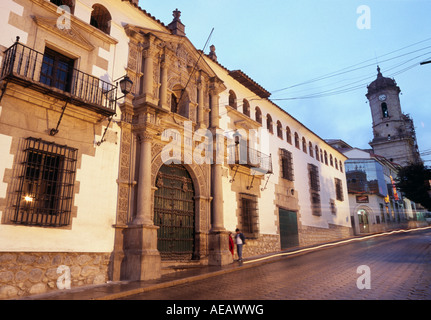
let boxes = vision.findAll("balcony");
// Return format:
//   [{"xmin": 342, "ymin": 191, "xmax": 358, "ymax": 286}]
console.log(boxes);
[
  {"xmin": 227, "ymin": 144, "xmax": 273, "ymax": 175},
  {"xmin": 0, "ymin": 40, "xmax": 117, "ymax": 117}
]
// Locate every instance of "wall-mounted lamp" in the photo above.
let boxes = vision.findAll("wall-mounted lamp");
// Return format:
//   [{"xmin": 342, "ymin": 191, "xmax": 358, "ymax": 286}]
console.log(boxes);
[
  {"xmin": 115, "ymin": 74, "xmax": 134, "ymax": 100},
  {"xmin": 97, "ymin": 74, "xmax": 133, "ymax": 146}
]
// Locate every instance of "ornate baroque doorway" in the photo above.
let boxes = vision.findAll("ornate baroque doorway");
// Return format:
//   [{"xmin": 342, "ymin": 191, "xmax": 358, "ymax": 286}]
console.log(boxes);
[{"xmin": 154, "ymin": 164, "xmax": 195, "ymax": 260}]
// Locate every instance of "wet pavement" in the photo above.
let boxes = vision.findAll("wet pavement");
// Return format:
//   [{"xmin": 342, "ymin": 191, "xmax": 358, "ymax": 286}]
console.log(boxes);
[{"xmin": 17, "ymin": 226, "xmax": 431, "ymax": 301}]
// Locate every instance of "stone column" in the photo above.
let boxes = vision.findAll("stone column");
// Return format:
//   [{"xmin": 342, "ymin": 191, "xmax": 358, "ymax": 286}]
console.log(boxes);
[
  {"xmin": 120, "ymin": 131, "xmax": 161, "ymax": 281},
  {"xmin": 208, "ymin": 81, "xmax": 232, "ymax": 266},
  {"xmin": 134, "ymin": 132, "xmax": 153, "ymax": 225},
  {"xmin": 142, "ymin": 49, "xmax": 154, "ymax": 99},
  {"xmin": 158, "ymin": 56, "xmax": 170, "ymax": 111},
  {"xmin": 197, "ymin": 79, "xmax": 205, "ymax": 128}
]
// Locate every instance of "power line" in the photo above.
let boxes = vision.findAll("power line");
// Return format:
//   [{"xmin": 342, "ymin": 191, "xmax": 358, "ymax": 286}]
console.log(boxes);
[{"xmin": 270, "ymin": 37, "xmax": 431, "ymax": 95}]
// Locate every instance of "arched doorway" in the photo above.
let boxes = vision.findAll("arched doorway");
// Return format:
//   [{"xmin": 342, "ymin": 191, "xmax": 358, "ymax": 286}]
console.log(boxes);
[
  {"xmin": 357, "ymin": 208, "xmax": 370, "ymax": 233},
  {"xmin": 154, "ymin": 164, "xmax": 195, "ymax": 260}
]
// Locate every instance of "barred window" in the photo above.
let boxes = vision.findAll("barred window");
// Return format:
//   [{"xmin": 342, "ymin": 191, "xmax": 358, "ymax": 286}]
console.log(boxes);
[
  {"xmin": 335, "ymin": 178, "xmax": 344, "ymax": 201},
  {"xmin": 11, "ymin": 138, "xmax": 77, "ymax": 227},
  {"xmin": 308, "ymin": 164, "xmax": 320, "ymax": 192},
  {"xmin": 308, "ymin": 164, "xmax": 321, "ymax": 216},
  {"xmin": 280, "ymin": 149, "xmax": 294, "ymax": 181},
  {"xmin": 240, "ymin": 194, "xmax": 259, "ymax": 238}
]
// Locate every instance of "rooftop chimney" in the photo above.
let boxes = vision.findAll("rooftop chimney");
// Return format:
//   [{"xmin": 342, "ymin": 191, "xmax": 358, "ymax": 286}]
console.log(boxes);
[{"xmin": 168, "ymin": 9, "xmax": 185, "ymax": 36}]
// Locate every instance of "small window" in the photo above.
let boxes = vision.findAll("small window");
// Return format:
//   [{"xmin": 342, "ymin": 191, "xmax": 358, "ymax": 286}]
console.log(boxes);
[
  {"xmin": 10, "ymin": 137, "xmax": 77, "ymax": 227},
  {"xmin": 229, "ymin": 90, "xmax": 237, "ymax": 109},
  {"xmin": 294, "ymin": 133, "xmax": 300, "ymax": 149},
  {"xmin": 280, "ymin": 149, "xmax": 294, "ymax": 181},
  {"xmin": 302, "ymin": 137, "xmax": 307, "ymax": 153},
  {"xmin": 330, "ymin": 154, "xmax": 334, "ymax": 167},
  {"xmin": 315, "ymin": 145, "xmax": 319, "ymax": 160},
  {"xmin": 330, "ymin": 199, "xmax": 337, "ymax": 215},
  {"xmin": 286, "ymin": 126, "xmax": 292, "ymax": 144},
  {"xmin": 243, "ymin": 99, "xmax": 250, "ymax": 117},
  {"xmin": 240, "ymin": 194, "xmax": 259, "ymax": 238},
  {"xmin": 50, "ymin": 0, "xmax": 75, "ymax": 14},
  {"xmin": 90, "ymin": 4, "xmax": 111, "ymax": 34},
  {"xmin": 381, "ymin": 103, "xmax": 389, "ymax": 118},
  {"xmin": 324, "ymin": 151, "xmax": 328, "ymax": 165},
  {"xmin": 266, "ymin": 114, "xmax": 273, "ymax": 134},
  {"xmin": 171, "ymin": 93, "xmax": 178, "ymax": 113},
  {"xmin": 255, "ymin": 107, "xmax": 262, "ymax": 124},
  {"xmin": 277, "ymin": 121, "xmax": 283, "ymax": 139}
]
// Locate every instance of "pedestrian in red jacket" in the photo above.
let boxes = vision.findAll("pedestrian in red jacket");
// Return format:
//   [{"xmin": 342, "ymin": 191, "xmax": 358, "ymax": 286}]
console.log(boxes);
[{"xmin": 228, "ymin": 232, "xmax": 234, "ymax": 258}]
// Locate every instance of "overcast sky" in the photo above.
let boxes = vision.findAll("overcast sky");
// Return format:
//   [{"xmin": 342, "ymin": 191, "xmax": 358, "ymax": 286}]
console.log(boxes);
[{"xmin": 139, "ymin": 0, "xmax": 431, "ymax": 163}]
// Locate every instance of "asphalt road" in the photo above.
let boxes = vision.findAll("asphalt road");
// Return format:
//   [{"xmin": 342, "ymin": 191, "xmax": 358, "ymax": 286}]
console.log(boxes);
[{"xmin": 120, "ymin": 228, "xmax": 431, "ymax": 301}]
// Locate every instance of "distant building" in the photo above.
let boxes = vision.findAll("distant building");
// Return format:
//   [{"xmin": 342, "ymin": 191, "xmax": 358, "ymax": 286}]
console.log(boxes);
[
  {"xmin": 327, "ymin": 141, "xmax": 427, "ymax": 235},
  {"xmin": 366, "ymin": 67, "xmax": 421, "ymax": 166}
]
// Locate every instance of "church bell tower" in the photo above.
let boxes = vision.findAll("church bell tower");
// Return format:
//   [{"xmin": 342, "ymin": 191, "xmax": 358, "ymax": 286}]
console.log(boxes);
[{"xmin": 366, "ymin": 66, "xmax": 421, "ymax": 166}]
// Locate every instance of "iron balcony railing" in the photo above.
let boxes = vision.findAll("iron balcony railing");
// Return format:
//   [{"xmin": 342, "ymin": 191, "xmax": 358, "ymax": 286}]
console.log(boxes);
[
  {"xmin": 228, "ymin": 144, "xmax": 273, "ymax": 174},
  {"xmin": 0, "ymin": 40, "xmax": 117, "ymax": 116}
]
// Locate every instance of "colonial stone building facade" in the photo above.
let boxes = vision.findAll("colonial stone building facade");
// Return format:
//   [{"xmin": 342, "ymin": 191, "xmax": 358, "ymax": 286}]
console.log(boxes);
[{"xmin": 0, "ymin": 0, "xmax": 352, "ymax": 299}]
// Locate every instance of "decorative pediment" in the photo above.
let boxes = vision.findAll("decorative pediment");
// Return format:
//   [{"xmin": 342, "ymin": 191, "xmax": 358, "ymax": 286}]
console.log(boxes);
[
  {"xmin": 226, "ymin": 105, "xmax": 262, "ymax": 131},
  {"xmin": 124, "ymin": 24, "xmax": 218, "ymax": 79},
  {"xmin": 32, "ymin": 16, "xmax": 95, "ymax": 51}
]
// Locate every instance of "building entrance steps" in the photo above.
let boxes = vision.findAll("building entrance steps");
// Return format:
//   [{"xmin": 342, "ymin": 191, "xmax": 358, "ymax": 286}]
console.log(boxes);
[{"xmin": 16, "ymin": 226, "xmax": 431, "ymax": 300}]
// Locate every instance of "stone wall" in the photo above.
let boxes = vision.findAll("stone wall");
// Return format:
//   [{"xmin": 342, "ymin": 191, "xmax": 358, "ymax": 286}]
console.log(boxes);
[
  {"xmin": 241, "ymin": 234, "xmax": 281, "ymax": 259},
  {"xmin": 299, "ymin": 224, "xmax": 353, "ymax": 247},
  {"xmin": 0, "ymin": 252, "xmax": 111, "ymax": 299}
]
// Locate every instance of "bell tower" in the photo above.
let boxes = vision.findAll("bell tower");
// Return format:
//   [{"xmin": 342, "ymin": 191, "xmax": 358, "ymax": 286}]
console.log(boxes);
[{"xmin": 366, "ymin": 66, "xmax": 421, "ymax": 166}]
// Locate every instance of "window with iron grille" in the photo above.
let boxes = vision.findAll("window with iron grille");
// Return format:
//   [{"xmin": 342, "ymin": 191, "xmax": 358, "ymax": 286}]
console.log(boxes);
[
  {"xmin": 335, "ymin": 178, "xmax": 344, "ymax": 201},
  {"xmin": 240, "ymin": 194, "xmax": 259, "ymax": 238},
  {"xmin": 308, "ymin": 164, "xmax": 320, "ymax": 192},
  {"xmin": 11, "ymin": 138, "xmax": 77, "ymax": 227},
  {"xmin": 280, "ymin": 149, "xmax": 294, "ymax": 181},
  {"xmin": 308, "ymin": 164, "xmax": 321, "ymax": 216}
]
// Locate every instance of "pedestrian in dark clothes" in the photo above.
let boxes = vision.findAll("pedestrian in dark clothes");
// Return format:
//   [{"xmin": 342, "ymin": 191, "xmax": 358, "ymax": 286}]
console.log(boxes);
[{"xmin": 235, "ymin": 228, "xmax": 246, "ymax": 261}]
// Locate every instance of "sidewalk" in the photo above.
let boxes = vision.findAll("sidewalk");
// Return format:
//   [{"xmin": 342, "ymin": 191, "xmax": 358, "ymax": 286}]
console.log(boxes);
[
  {"xmin": 19, "ymin": 251, "xmax": 287, "ymax": 300},
  {"xmin": 18, "ymin": 226, "xmax": 431, "ymax": 300}
]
